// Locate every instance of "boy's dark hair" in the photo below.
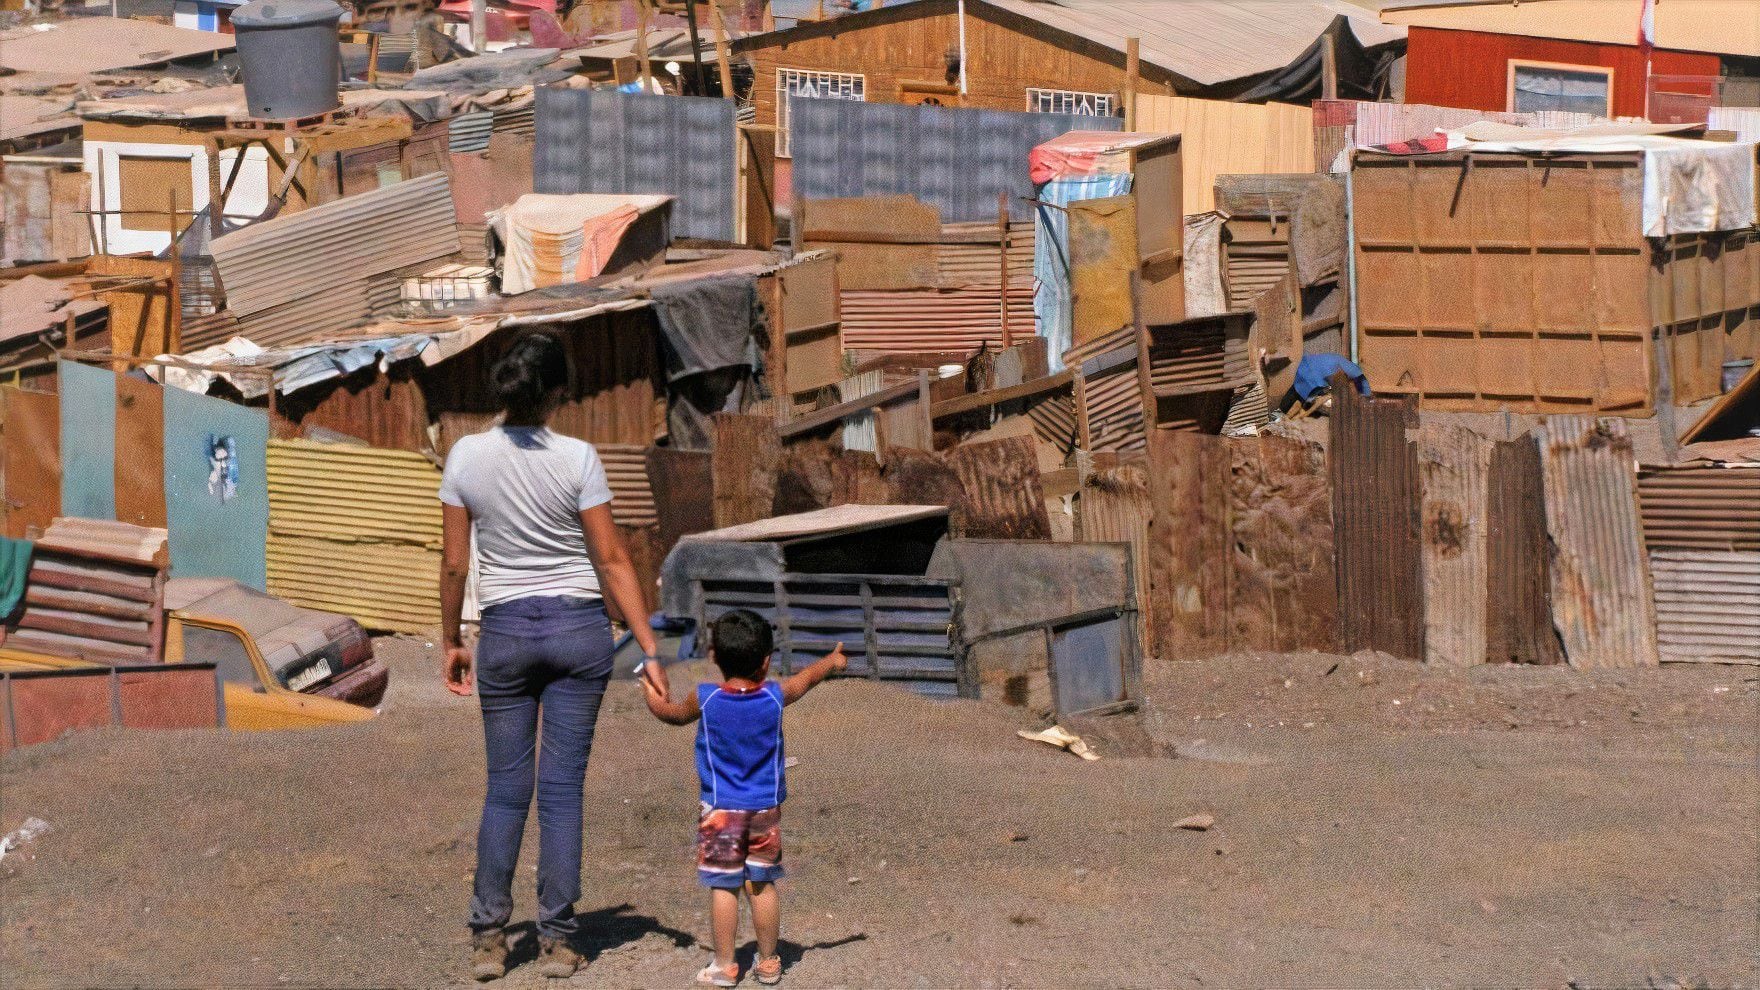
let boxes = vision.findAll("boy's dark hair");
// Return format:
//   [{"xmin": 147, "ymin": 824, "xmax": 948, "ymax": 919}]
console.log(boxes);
[
  {"xmin": 489, "ymin": 332, "xmax": 569, "ymax": 424},
  {"xmin": 711, "ymin": 609, "xmax": 774, "ymax": 680}
]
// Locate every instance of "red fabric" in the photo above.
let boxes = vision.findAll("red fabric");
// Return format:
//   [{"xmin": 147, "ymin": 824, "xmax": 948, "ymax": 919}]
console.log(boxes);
[
  {"xmin": 1370, "ymin": 135, "xmax": 1451, "ymax": 156},
  {"xmin": 1028, "ymin": 131, "xmax": 1141, "ymax": 184}
]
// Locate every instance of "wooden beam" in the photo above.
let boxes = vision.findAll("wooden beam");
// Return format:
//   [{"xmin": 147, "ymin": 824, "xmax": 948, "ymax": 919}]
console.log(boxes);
[
  {"xmin": 998, "ymin": 190, "xmax": 1012, "ymax": 348},
  {"xmin": 1321, "ymin": 33, "xmax": 1338, "ymax": 101},
  {"xmin": 712, "ymin": 0, "xmax": 735, "ymax": 99},
  {"xmin": 636, "ymin": 0, "xmax": 654, "ymax": 93},
  {"xmin": 929, "ymin": 369, "xmax": 1074, "ymax": 421},
  {"xmin": 779, "ymin": 379, "xmax": 921, "ymax": 438}
]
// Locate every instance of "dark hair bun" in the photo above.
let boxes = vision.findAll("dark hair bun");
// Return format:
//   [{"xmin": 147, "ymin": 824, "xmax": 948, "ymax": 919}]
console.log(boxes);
[{"xmin": 490, "ymin": 332, "xmax": 568, "ymax": 422}]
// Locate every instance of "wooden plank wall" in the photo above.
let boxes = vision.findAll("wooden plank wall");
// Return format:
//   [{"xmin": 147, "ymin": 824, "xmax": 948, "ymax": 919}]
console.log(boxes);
[{"xmin": 1134, "ymin": 95, "xmax": 1316, "ymax": 214}]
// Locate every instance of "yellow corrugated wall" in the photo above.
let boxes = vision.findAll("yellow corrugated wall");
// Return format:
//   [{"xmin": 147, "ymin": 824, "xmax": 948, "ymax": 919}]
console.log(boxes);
[{"xmin": 266, "ymin": 439, "xmax": 443, "ymax": 634}]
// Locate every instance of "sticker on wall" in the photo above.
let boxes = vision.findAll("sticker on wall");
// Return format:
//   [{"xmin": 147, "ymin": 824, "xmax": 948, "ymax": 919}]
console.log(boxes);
[{"xmin": 206, "ymin": 434, "xmax": 238, "ymax": 502}]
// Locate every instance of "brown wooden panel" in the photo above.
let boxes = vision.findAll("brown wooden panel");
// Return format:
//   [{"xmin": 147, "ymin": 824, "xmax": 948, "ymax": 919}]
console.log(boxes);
[
  {"xmin": 113, "ymin": 374, "xmax": 167, "ymax": 530},
  {"xmin": 3, "ymin": 386, "xmax": 60, "ymax": 539},
  {"xmin": 711, "ymin": 413, "xmax": 781, "ymax": 528},
  {"xmin": 1486, "ymin": 436, "xmax": 1563, "ymax": 664}
]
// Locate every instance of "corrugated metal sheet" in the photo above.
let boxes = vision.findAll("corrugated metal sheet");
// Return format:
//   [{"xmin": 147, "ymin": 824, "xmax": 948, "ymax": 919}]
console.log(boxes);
[
  {"xmin": 265, "ymin": 439, "xmax": 441, "ymax": 634},
  {"xmin": 1417, "ymin": 423, "xmax": 1490, "ymax": 667},
  {"xmin": 934, "ymin": 221, "xmax": 1036, "ymax": 286},
  {"xmin": 1485, "ymin": 435, "xmax": 1563, "ymax": 664},
  {"xmin": 1649, "ymin": 549, "xmax": 1760, "ymax": 664},
  {"xmin": 205, "ymin": 174, "xmax": 458, "ymax": 347},
  {"xmin": 1708, "ymin": 106, "xmax": 1760, "ymax": 143},
  {"xmin": 1538, "ymin": 417, "xmax": 1658, "ymax": 669},
  {"xmin": 942, "ymin": 436, "xmax": 1051, "ymax": 540},
  {"xmin": 1320, "ymin": 99, "xmax": 1603, "ymax": 149},
  {"xmin": 10, "ymin": 517, "xmax": 167, "ymax": 665},
  {"xmin": 1076, "ymin": 459, "xmax": 1152, "ymax": 653},
  {"xmin": 1144, "ymin": 312, "xmax": 1253, "ymax": 396},
  {"xmin": 1637, "ymin": 465, "xmax": 1760, "ymax": 551},
  {"xmin": 1075, "ymin": 345, "xmax": 1146, "ymax": 452},
  {"xmin": 534, "ymin": 87, "xmax": 735, "ymax": 242},
  {"xmin": 839, "ymin": 285, "xmax": 1034, "ymax": 354},
  {"xmin": 598, "ymin": 443, "xmax": 657, "ymax": 528},
  {"xmin": 1329, "ymin": 385, "xmax": 1424, "ymax": 659},
  {"xmin": 210, "ymin": 172, "xmax": 458, "ymax": 317},
  {"xmin": 789, "ymin": 99, "xmax": 1119, "ymax": 224},
  {"xmin": 448, "ymin": 110, "xmax": 495, "ymax": 153}
]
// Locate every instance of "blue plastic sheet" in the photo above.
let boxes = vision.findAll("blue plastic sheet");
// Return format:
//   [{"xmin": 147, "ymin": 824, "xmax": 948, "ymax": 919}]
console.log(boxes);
[
  {"xmin": 1033, "ymin": 174, "xmax": 1133, "ymax": 369},
  {"xmin": 162, "ymin": 385, "xmax": 269, "ymax": 590},
  {"xmin": 58, "ymin": 360, "xmax": 117, "ymax": 522}
]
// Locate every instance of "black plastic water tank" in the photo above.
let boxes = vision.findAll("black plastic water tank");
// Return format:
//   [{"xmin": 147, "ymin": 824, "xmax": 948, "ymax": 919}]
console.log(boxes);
[{"xmin": 231, "ymin": 0, "xmax": 346, "ymax": 120}]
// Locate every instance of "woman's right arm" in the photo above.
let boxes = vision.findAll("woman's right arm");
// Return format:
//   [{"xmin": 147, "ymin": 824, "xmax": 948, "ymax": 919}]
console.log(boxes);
[{"xmin": 441, "ymin": 502, "xmax": 474, "ymax": 696}]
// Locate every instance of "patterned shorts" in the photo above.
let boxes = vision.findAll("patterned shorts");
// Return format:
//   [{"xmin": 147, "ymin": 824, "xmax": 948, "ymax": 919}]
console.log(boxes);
[{"xmin": 697, "ymin": 804, "xmax": 784, "ymax": 889}]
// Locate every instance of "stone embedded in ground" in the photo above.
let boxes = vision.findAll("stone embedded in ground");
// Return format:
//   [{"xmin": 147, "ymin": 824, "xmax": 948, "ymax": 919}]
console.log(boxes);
[{"xmin": 1175, "ymin": 813, "xmax": 1215, "ymax": 831}]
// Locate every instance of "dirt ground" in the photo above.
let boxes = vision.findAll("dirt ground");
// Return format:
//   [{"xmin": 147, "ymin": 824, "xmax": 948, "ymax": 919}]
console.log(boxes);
[{"xmin": 2, "ymin": 638, "xmax": 1756, "ymax": 989}]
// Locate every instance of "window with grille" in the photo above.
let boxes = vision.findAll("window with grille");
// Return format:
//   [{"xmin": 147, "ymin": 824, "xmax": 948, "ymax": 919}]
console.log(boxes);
[
  {"xmin": 776, "ymin": 68, "xmax": 865, "ymax": 157},
  {"xmin": 1027, "ymin": 88, "xmax": 1115, "ymax": 116}
]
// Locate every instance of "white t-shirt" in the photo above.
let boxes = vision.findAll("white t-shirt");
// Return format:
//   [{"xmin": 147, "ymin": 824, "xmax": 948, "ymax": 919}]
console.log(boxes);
[{"xmin": 438, "ymin": 426, "xmax": 614, "ymax": 607}]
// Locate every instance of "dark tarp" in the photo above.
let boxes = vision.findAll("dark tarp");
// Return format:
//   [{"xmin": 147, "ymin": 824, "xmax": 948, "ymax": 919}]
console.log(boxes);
[{"xmin": 650, "ymin": 274, "xmax": 768, "ymax": 450}]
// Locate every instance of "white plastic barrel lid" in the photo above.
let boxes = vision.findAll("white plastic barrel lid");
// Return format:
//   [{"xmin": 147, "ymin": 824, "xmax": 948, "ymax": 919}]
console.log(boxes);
[{"xmin": 232, "ymin": 0, "xmax": 345, "ymax": 28}]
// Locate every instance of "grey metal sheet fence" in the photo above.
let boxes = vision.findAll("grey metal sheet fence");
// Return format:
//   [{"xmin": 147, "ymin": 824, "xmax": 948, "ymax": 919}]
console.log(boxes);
[
  {"xmin": 789, "ymin": 99, "xmax": 1121, "ymax": 223},
  {"xmin": 535, "ymin": 87, "xmax": 736, "ymax": 241}
]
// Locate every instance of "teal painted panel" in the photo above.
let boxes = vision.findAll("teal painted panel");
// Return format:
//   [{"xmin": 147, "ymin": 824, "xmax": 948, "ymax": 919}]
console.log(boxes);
[
  {"xmin": 58, "ymin": 360, "xmax": 116, "ymax": 521},
  {"xmin": 162, "ymin": 386, "xmax": 269, "ymax": 590}
]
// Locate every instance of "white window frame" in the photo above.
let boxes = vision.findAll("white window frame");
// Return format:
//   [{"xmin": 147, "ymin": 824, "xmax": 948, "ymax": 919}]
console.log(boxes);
[
  {"xmin": 1506, "ymin": 59, "xmax": 1613, "ymax": 116},
  {"xmin": 776, "ymin": 68, "xmax": 865, "ymax": 158},
  {"xmin": 1026, "ymin": 88, "xmax": 1116, "ymax": 117}
]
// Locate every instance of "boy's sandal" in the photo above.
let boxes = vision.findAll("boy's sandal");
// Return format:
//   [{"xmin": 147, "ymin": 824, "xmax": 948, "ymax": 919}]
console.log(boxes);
[
  {"xmin": 696, "ymin": 961, "xmax": 739, "ymax": 987},
  {"xmin": 754, "ymin": 954, "xmax": 784, "ymax": 985}
]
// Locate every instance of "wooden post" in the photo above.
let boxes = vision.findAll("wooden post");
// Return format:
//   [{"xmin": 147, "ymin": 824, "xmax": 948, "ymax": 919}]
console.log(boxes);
[
  {"xmin": 206, "ymin": 139, "xmax": 225, "ymax": 238},
  {"xmin": 997, "ymin": 190, "xmax": 1013, "ymax": 348},
  {"xmin": 682, "ymin": 0, "xmax": 709, "ymax": 96},
  {"xmin": 1124, "ymin": 37, "xmax": 1139, "ymax": 131},
  {"xmin": 470, "ymin": 0, "xmax": 486, "ymax": 52},
  {"xmin": 712, "ymin": 1, "xmax": 735, "ymax": 99},
  {"xmin": 1321, "ymin": 33, "xmax": 1338, "ymax": 101},
  {"xmin": 636, "ymin": 0, "xmax": 654, "ymax": 93}
]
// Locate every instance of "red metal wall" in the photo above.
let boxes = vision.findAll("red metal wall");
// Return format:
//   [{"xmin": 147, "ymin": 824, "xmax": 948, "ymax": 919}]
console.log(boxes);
[{"xmin": 1404, "ymin": 26, "xmax": 1720, "ymax": 119}]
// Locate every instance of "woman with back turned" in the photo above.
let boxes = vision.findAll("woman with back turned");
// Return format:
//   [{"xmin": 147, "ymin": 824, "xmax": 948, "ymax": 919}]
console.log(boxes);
[{"xmin": 437, "ymin": 331, "xmax": 666, "ymax": 981}]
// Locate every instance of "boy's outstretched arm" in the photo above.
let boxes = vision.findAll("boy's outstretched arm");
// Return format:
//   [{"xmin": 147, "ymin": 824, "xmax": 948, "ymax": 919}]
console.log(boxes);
[
  {"xmin": 641, "ymin": 669, "xmax": 702, "ymax": 725},
  {"xmin": 782, "ymin": 642, "xmax": 849, "ymax": 705}
]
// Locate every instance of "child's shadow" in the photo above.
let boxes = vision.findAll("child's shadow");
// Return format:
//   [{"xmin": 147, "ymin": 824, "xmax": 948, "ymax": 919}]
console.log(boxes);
[
  {"xmin": 739, "ymin": 932, "xmax": 870, "ymax": 970},
  {"xmin": 503, "ymin": 904, "xmax": 702, "ymax": 968}
]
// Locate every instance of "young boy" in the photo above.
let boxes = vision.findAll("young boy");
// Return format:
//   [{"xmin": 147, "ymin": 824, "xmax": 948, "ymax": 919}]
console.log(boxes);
[{"xmin": 640, "ymin": 608, "xmax": 847, "ymax": 987}]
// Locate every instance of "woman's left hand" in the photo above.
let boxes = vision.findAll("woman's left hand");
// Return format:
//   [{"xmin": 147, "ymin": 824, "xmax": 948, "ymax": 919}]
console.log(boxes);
[{"xmin": 444, "ymin": 644, "xmax": 475, "ymax": 696}]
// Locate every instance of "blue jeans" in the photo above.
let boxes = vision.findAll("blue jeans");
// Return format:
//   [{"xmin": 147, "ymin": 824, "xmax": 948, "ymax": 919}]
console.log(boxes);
[{"xmin": 468, "ymin": 595, "xmax": 615, "ymax": 940}]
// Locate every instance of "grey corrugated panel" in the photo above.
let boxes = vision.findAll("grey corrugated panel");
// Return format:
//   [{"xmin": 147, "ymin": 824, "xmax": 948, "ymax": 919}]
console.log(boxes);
[
  {"xmin": 1329, "ymin": 386, "xmax": 1424, "ymax": 658},
  {"xmin": 209, "ymin": 173, "xmax": 459, "ymax": 318},
  {"xmin": 180, "ymin": 310, "xmax": 243, "ymax": 350},
  {"xmin": 789, "ymin": 99, "xmax": 1120, "ymax": 224},
  {"xmin": 1650, "ymin": 549, "xmax": 1760, "ymax": 664},
  {"xmin": 534, "ymin": 87, "xmax": 734, "ymax": 242},
  {"xmin": 1539, "ymin": 417, "xmax": 1659, "ymax": 670},
  {"xmin": 1416, "ymin": 423, "xmax": 1490, "ymax": 668},
  {"xmin": 448, "ymin": 110, "xmax": 494, "ymax": 153},
  {"xmin": 228, "ymin": 274, "xmax": 403, "ymax": 348}
]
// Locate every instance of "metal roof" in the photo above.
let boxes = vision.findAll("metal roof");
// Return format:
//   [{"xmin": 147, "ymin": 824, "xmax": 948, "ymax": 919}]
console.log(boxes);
[
  {"xmin": 0, "ymin": 18, "xmax": 235, "ymax": 74},
  {"xmin": 0, "ymin": 95, "xmax": 77, "ymax": 144},
  {"xmin": 738, "ymin": 0, "xmax": 1407, "ymax": 87}
]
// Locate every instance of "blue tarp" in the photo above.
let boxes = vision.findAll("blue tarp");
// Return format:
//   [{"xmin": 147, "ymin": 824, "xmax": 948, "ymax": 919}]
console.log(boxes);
[
  {"xmin": 162, "ymin": 385, "xmax": 269, "ymax": 590},
  {"xmin": 1033, "ymin": 174, "xmax": 1133, "ymax": 369}
]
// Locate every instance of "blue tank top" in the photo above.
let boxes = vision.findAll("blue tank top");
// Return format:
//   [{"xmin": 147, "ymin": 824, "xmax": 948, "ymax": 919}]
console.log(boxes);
[{"xmin": 695, "ymin": 681, "xmax": 786, "ymax": 811}]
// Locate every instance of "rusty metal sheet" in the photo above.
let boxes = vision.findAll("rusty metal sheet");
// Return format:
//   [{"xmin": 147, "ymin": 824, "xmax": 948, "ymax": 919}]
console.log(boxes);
[
  {"xmin": 1417, "ymin": 423, "xmax": 1490, "ymax": 667},
  {"xmin": 1486, "ymin": 436, "xmax": 1564, "ymax": 664},
  {"xmin": 1227, "ymin": 429, "xmax": 1338, "ymax": 655},
  {"xmin": 1073, "ymin": 339, "xmax": 1147, "ymax": 453},
  {"xmin": 941, "ymin": 436, "xmax": 1050, "ymax": 541},
  {"xmin": 1637, "ymin": 464, "xmax": 1760, "ymax": 552},
  {"xmin": 646, "ymin": 446, "xmax": 714, "ymax": 559},
  {"xmin": 1145, "ymin": 429, "xmax": 1230, "ymax": 660},
  {"xmin": 3, "ymin": 386, "xmax": 59, "ymax": 539},
  {"xmin": 1539, "ymin": 416, "xmax": 1659, "ymax": 669},
  {"xmin": 112, "ymin": 373, "xmax": 166, "ymax": 530},
  {"xmin": 1329, "ymin": 385, "xmax": 1424, "ymax": 659},
  {"xmin": 1068, "ymin": 195, "xmax": 1137, "ymax": 349},
  {"xmin": 773, "ymin": 441, "xmax": 888, "ymax": 517},
  {"xmin": 1144, "ymin": 312, "xmax": 1255, "ymax": 397},
  {"xmin": 116, "ymin": 664, "xmax": 222, "ymax": 729},
  {"xmin": 1649, "ymin": 549, "xmax": 1760, "ymax": 664},
  {"xmin": 711, "ymin": 414, "xmax": 781, "ymax": 529},
  {"xmin": 839, "ymin": 285, "xmax": 1034, "ymax": 355},
  {"xmin": 1077, "ymin": 458, "xmax": 1153, "ymax": 654}
]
